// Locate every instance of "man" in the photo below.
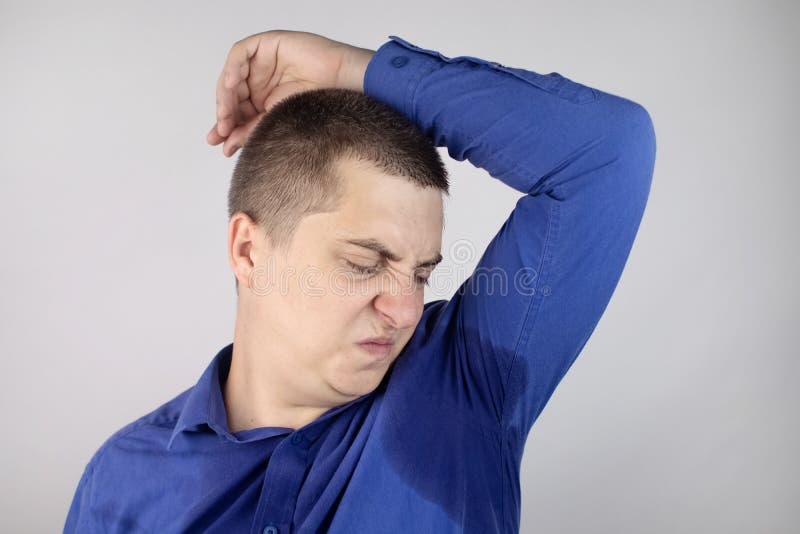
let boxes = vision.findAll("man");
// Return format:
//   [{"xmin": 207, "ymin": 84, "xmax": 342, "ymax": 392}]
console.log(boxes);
[{"xmin": 65, "ymin": 30, "xmax": 656, "ymax": 533}]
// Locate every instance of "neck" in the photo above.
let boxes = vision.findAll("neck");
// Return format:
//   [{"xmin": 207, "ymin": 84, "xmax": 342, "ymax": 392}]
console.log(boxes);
[{"xmin": 223, "ymin": 319, "xmax": 333, "ymax": 434}]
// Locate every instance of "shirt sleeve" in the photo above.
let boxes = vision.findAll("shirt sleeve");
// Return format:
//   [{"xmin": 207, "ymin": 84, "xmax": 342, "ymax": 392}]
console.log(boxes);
[
  {"xmin": 63, "ymin": 456, "xmax": 99, "ymax": 533},
  {"xmin": 364, "ymin": 36, "xmax": 656, "ymax": 443}
]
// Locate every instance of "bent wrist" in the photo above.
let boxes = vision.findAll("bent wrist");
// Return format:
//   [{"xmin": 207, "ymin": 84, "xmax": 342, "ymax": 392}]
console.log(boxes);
[{"xmin": 338, "ymin": 46, "xmax": 375, "ymax": 92}]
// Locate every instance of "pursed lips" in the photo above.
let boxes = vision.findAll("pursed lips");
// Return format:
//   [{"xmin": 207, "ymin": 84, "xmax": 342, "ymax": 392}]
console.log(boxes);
[{"xmin": 357, "ymin": 337, "xmax": 395, "ymax": 359}]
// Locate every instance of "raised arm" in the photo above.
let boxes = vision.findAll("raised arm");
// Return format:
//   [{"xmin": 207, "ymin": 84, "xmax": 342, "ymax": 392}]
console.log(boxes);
[
  {"xmin": 207, "ymin": 30, "xmax": 657, "ymax": 450},
  {"xmin": 362, "ymin": 36, "xmax": 656, "ymax": 445}
]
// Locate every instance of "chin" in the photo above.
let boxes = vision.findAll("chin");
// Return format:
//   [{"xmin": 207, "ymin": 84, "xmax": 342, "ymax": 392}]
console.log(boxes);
[{"xmin": 329, "ymin": 369, "xmax": 386, "ymax": 399}]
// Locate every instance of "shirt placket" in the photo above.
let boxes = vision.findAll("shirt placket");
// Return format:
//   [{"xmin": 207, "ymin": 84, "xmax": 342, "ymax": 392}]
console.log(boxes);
[{"xmin": 250, "ymin": 431, "xmax": 311, "ymax": 534}]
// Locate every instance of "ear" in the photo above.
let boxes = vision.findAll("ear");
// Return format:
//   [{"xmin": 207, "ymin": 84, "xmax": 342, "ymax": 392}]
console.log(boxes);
[{"xmin": 228, "ymin": 212, "xmax": 269, "ymax": 290}]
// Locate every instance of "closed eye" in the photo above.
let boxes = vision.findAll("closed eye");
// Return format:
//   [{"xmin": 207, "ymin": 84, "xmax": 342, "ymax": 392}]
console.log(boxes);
[
  {"xmin": 346, "ymin": 260, "xmax": 430, "ymax": 287},
  {"xmin": 346, "ymin": 260, "xmax": 380, "ymax": 276}
]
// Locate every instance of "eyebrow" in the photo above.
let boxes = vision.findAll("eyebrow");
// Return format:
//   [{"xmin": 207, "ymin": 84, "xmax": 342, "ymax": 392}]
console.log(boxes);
[{"xmin": 338, "ymin": 238, "xmax": 443, "ymax": 270}]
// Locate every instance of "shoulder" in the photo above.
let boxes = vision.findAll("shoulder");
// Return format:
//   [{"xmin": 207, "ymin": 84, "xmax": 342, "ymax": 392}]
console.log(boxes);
[
  {"xmin": 86, "ymin": 386, "xmax": 193, "ymax": 471},
  {"xmin": 65, "ymin": 387, "xmax": 196, "ymax": 530}
]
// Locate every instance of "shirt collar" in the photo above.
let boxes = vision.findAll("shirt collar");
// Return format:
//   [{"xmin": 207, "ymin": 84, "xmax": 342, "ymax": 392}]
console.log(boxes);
[
  {"xmin": 166, "ymin": 342, "xmax": 235, "ymax": 451},
  {"xmin": 166, "ymin": 342, "xmax": 387, "ymax": 451}
]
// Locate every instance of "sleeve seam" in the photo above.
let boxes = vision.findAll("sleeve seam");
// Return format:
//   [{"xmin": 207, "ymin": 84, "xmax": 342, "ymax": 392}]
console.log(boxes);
[
  {"xmin": 499, "ymin": 192, "xmax": 561, "ymax": 430},
  {"xmin": 80, "ymin": 418, "xmax": 153, "ymax": 527}
]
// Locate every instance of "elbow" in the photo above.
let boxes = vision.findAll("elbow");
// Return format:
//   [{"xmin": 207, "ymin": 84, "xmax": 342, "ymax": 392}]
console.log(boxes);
[
  {"xmin": 601, "ymin": 98, "xmax": 657, "ymax": 208},
  {"xmin": 608, "ymin": 99, "xmax": 657, "ymax": 182}
]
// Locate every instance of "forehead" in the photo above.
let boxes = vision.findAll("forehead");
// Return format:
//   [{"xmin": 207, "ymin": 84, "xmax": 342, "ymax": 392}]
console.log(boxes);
[
  {"xmin": 320, "ymin": 157, "xmax": 443, "ymax": 255},
  {"xmin": 332, "ymin": 159, "xmax": 442, "ymax": 233}
]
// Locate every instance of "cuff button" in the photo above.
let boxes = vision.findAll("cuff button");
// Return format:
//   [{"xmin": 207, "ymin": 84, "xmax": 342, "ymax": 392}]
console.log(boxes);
[{"xmin": 391, "ymin": 55, "xmax": 409, "ymax": 68}]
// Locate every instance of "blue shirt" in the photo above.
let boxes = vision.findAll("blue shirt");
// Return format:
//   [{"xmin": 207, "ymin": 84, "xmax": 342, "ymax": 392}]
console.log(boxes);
[{"xmin": 64, "ymin": 35, "xmax": 656, "ymax": 534}]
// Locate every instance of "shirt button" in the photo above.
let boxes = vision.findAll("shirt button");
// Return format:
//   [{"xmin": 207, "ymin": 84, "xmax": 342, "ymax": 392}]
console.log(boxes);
[
  {"xmin": 290, "ymin": 433, "xmax": 304, "ymax": 446},
  {"xmin": 263, "ymin": 526, "xmax": 278, "ymax": 534},
  {"xmin": 391, "ymin": 55, "xmax": 409, "ymax": 68}
]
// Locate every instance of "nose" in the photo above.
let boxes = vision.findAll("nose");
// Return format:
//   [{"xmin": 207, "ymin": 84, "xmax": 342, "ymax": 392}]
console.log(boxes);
[{"xmin": 372, "ymin": 268, "xmax": 423, "ymax": 330}]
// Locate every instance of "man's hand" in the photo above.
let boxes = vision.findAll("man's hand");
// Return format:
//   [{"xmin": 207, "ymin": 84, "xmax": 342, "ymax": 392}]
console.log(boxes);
[{"xmin": 207, "ymin": 30, "xmax": 375, "ymax": 157}]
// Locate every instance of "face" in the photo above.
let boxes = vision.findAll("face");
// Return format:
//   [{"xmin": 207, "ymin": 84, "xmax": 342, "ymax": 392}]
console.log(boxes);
[{"xmin": 231, "ymin": 157, "xmax": 444, "ymax": 406}]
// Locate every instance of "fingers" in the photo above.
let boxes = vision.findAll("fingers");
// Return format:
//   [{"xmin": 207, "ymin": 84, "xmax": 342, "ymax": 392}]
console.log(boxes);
[
  {"xmin": 207, "ymin": 97, "xmax": 261, "ymax": 151},
  {"xmin": 209, "ymin": 79, "xmax": 314, "ymax": 157},
  {"xmin": 208, "ymin": 80, "xmax": 253, "ymax": 145},
  {"xmin": 207, "ymin": 124, "xmax": 225, "ymax": 146},
  {"xmin": 222, "ymin": 116, "xmax": 262, "ymax": 157},
  {"xmin": 209, "ymin": 31, "xmax": 301, "ymax": 157},
  {"xmin": 216, "ymin": 33, "xmax": 277, "ymax": 139},
  {"xmin": 244, "ymin": 39, "xmax": 281, "ymax": 112},
  {"xmin": 216, "ymin": 77, "xmax": 241, "ymax": 139},
  {"xmin": 222, "ymin": 35, "xmax": 259, "ymax": 91}
]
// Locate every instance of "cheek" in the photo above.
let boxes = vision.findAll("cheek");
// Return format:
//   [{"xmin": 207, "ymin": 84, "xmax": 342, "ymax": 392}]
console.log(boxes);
[
  {"xmin": 320, "ymin": 269, "xmax": 379, "ymax": 312},
  {"xmin": 291, "ymin": 287, "xmax": 369, "ymax": 339},
  {"xmin": 278, "ymin": 265, "xmax": 377, "ymax": 337}
]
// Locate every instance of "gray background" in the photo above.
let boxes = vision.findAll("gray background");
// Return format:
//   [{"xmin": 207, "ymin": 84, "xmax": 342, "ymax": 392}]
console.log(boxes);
[{"xmin": 1, "ymin": 0, "xmax": 797, "ymax": 532}]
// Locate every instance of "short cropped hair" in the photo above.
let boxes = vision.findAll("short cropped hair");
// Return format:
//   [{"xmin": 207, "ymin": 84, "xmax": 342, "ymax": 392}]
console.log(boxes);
[{"xmin": 228, "ymin": 88, "xmax": 450, "ymax": 262}]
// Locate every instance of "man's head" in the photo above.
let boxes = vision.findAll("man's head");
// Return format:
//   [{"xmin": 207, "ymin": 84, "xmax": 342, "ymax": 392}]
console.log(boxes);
[{"xmin": 227, "ymin": 88, "xmax": 449, "ymax": 405}]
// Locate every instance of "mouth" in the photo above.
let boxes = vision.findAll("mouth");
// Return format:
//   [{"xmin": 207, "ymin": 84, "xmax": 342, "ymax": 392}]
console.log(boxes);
[{"xmin": 357, "ymin": 340, "xmax": 394, "ymax": 360}]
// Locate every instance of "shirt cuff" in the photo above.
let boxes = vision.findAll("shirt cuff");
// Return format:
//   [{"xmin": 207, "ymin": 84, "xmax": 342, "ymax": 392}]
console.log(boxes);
[
  {"xmin": 364, "ymin": 35, "xmax": 597, "ymax": 110},
  {"xmin": 363, "ymin": 35, "xmax": 447, "ymax": 120}
]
